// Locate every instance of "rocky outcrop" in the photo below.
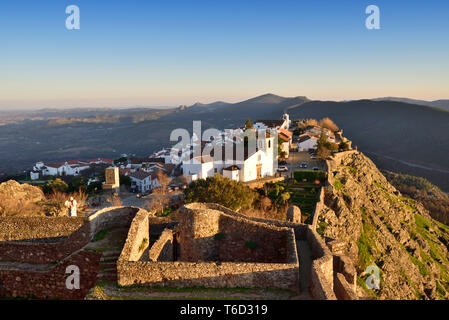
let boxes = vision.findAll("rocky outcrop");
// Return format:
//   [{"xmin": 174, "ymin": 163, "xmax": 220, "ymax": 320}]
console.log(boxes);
[
  {"xmin": 317, "ymin": 151, "xmax": 449, "ymax": 300},
  {"xmin": 0, "ymin": 180, "xmax": 46, "ymax": 216}
]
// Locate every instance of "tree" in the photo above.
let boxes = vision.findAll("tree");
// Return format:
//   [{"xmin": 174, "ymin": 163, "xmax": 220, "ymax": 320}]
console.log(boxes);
[
  {"xmin": 300, "ymin": 118, "xmax": 318, "ymax": 130},
  {"xmin": 42, "ymin": 178, "xmax": 68, "ymax": 194},
  {"xmin": 67, "ymin": 176, "xmax": 87, "ymax": 193},
  {"xmin": 184, "ymin": 174, "xmax": 257, "ymax": 211},
  {"xmin": 316, "ymin": 145, "xmax": 331, "ymax": 159},
  {"xmin": 120, "ymin": 174, "xmax": 132, "ymax": 187},
  {"xmin": 245, "ymin": 119, "xmax": 253, "ymax": 129},
  {"xmin": 148, "ymin": 171, "xmax": 172, "ymax": 215},
  {"xmin": 319, "ymin": 117, "xmax": 339, "ymax": 132}
]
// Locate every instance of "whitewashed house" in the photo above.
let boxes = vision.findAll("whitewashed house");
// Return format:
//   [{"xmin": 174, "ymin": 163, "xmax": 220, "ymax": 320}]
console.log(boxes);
[
  {"xmin": 297, "ymin": 134, "xmax": 318, "ymax": 151},
  {"xmin": 129, "ymin": 171, "xmax": 160, "ymax": 193},
  {"xmin": 254, "ymin": 113, "xmax": 291, "ymax": 131},
  {"xmin": 34, "ymin": 158, "xmax": 113, "ymax": 177},
  {"xmin": 182, "ymin": 131, "xmax": 276, "ymax": 183}
]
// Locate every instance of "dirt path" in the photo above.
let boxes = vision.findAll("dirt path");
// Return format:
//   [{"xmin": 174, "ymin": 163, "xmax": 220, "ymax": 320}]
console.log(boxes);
[{"xmin": 296, "ymin": 240, "xmax": 312, "ymax": 300}]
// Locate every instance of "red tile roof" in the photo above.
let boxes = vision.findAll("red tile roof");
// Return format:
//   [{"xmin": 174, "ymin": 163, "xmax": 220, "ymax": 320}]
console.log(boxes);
[{"xmin": 129, "ymin": 171, "xmax": 152, "ymax": 180}]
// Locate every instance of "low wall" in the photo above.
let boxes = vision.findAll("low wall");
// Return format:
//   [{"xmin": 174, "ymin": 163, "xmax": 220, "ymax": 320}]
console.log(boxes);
[
  {"xmin": 334, "ymin": 273, "xmax": 358, "ymax": 300},
  {"xmin": 0, "ymin": 206, "xmax": 143, "ymax": 300},
  {"xmin": 118, "ymin": 203, "xmax": 299, "ymax": 293},
  {"xmin": 333, "ymin": 254, "xmax": 357, "ymax": 295},
  {"xmin": 118, "ymin": 260, "xmax": 299, "ymax": 292},
  {"xmin": 306, "ymin": 227, "xmax": 336, "ymax": 300},
  {"xmin": 118, "ymin": 208, "xmax": 150, "ymax": 262},
  {"xmin": 0, "ymin": 222, "xmax": 91, "ymax": 264},
  {"xmin": 149, "ymin": 229, "xmax": 174, "ymax": 262},
  {"xmin": 179, "ymin": 203, "xmax": 338, "ymax": 299},
  {"xmin": 311, "ymin": 187, "xmax": 326, "ymax": 229},
  {"xmin": 178, "ymin": 204, "xmax": 295, "ymax": 263},
  {"xmin": 0, "ymin": 249, "xmax": 101, "ymax": 300},
  {"xmin": 0, "ymin": 216, "xmax": 86, "ymax": 241},
  {"xmin": 87, "ymin": 206, "xmax": 140, "ymax": 239},
  {"xmin": 244, "ymin": 176, "xmax": 285, "ymax": 189},
  {"xmin": 0, "ymin": 206, "xmax": 140, "ymax": 264}
]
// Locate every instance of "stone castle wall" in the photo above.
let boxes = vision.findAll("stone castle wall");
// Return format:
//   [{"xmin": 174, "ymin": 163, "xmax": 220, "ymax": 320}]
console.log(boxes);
[
  {"xmin": 177, "ymin": 203, "xmax": 338, "ymax": 299},
  {"xmin": 0, "ymin": 220, "xmax": 91, "ymax": 264},
  {"xmin": 118, "ymin": 203, "xmax": 300, "ymax": 292},
  {"xmin": 149, "ymin": 229, "xmax": 174, "ymax": 262},
  {"xmin": 0, "ymin": 216, "xmax": 86, "ymax": 242},
  {"xmin": 0, "ymin": 206, "xmax": 139, "ymax": 265},
  {"xmin": 244, "ymin": 176, "xmax": 285, "ymax": 189},
  {"xmin": 0, "ymin": 206, "xmax": 140, "ymax": 299},
  {"xmin": 0, "ymin": 250, "xmax": 101, "ymax": 300},
  {"xmin": 178, "ymin": 204, "xmax": 294, "ymax": 263}
]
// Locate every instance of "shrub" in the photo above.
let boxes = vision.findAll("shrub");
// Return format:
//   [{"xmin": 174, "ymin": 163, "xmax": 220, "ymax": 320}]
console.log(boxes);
[
  {"xmin": 184, "ymin": 174, "xmax": 257, "ymax": 211},
  {"xmin": 139, "ymin": 238, "xmax": 148, "ymax": 252},
  {"xmin": 319, "ymin": 117, "xmax": 339, "ymax": 132},
  {"xmin": 294, "ymin": 170, "xmax": 327, "ymax": 183}
]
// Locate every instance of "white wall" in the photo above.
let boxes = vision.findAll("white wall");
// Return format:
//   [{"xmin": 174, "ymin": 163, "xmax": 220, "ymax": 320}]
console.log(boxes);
[{"xmin": 298, "ymin": 138, "xmax": 318, "ymax": 151}]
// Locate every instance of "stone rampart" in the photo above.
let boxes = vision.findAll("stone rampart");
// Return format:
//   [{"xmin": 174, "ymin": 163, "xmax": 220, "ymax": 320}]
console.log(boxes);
[
  {"xmin": 149, "ymin": 229, "xmax": 174, "ymax": 262},
  {"xmin": 118, "ymin": 203, "xmax": 299, "ymax": 293}
]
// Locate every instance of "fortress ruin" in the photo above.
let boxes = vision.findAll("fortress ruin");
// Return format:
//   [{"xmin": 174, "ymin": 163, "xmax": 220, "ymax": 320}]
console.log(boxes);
[{"xmin": 0, "ymin": 162, "xmax": 360, "ymax": 300}]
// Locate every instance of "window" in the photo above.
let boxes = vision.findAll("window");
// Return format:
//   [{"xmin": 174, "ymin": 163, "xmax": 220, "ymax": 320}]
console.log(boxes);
[{"xmin": 268, "ymin": 140, "xmax": 271, "ymax": 148}]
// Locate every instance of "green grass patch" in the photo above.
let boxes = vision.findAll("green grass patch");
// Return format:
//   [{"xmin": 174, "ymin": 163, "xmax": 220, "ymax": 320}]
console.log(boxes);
[
  {"xmin": 156, "ymin": 207, "xmax": 175, "ymax": 217},
  {"xmin": 408, "ymin": 254, "xmax": 429, "ymax": 276},
  {"xmin": 139, "ymin": 238, "xmax": 148, "ymax": 252},
  {"xmin": 345, "ymin": 166, "xmax": 357, "ymax": 176},
  {"xmin": 93, "ymin": 228, "xmax": 111, "ymax": 242},
  {"xmin": 356, "ymin": 207, "xmax": 378, "ymax": 270},
  {"xmin": 316, "ymin": 221, "xmax": 328, "ymax": 237},
  {"xmin": 333, "ymin": 179, "xmax": 345, "ymax": 190}
]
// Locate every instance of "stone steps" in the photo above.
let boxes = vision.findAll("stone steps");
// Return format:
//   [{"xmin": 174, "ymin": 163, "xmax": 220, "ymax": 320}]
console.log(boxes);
[
  {"xmin": 100, "ymin": 262, "xmax": 117, "ymax": 270},
  {"xmin": 98, "ymin": 271, "xmax": 118, "ymax": 281},
  {"xmin": 97, "ymin": 250, "xmax": 120, "ymax": 282},
  {"xmin": 100, "ymin": 255, "xmax": 120, "ymax": 262},
  {"xmin": 102, "ymin": 250, "xmax": 122, "ymax": 257}
]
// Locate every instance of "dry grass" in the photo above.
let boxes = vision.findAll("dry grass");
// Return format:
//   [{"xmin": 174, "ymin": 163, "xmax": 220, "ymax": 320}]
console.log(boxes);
[
  {"xmin": 44, "ymin": 189, "xmax": 88, "ymax": 216},
  {"xmin": 0, "ymin": 198, "xmax": 46, "ymax": 217},
  {"xmin": 107, "ymin": 194, "xmax": 123, "ymax": 207},
  {"xmin": 241, "ymin": 207, "xmax": 287, "ymax": 221}
]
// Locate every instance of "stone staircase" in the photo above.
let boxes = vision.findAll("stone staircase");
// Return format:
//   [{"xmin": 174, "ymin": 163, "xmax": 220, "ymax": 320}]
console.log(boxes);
[{"xmin": 97, "ymin": 250, "xmax": 121, "ymax": 282}]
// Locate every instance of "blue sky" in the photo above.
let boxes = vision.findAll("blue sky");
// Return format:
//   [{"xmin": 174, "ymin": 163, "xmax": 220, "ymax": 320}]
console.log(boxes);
[{"xmin": 0, "ymin": 0, "xmax": 448, "ymax": 109}]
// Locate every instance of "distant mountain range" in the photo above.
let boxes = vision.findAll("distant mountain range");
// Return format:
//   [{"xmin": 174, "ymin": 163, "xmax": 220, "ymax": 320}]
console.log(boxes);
[
  {"xmin": 1, "ymin": 93, "xmax": 449, "ymax": 191},
  {"xmin": 371, "ymin": 97, "xmax": 449, "ymax": 111}
]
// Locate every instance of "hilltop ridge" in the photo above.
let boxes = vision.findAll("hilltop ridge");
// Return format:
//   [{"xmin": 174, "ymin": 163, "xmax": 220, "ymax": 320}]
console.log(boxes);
[{"xmin": 316, "ymin": 151, "xmax": 449, "ymax": 299}]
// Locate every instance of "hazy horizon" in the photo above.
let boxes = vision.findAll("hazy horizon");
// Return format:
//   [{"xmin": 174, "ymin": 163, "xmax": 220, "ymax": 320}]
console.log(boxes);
[{"xmin": 1, "ymin": 93, "xmax": 449, "ymax": 112}]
